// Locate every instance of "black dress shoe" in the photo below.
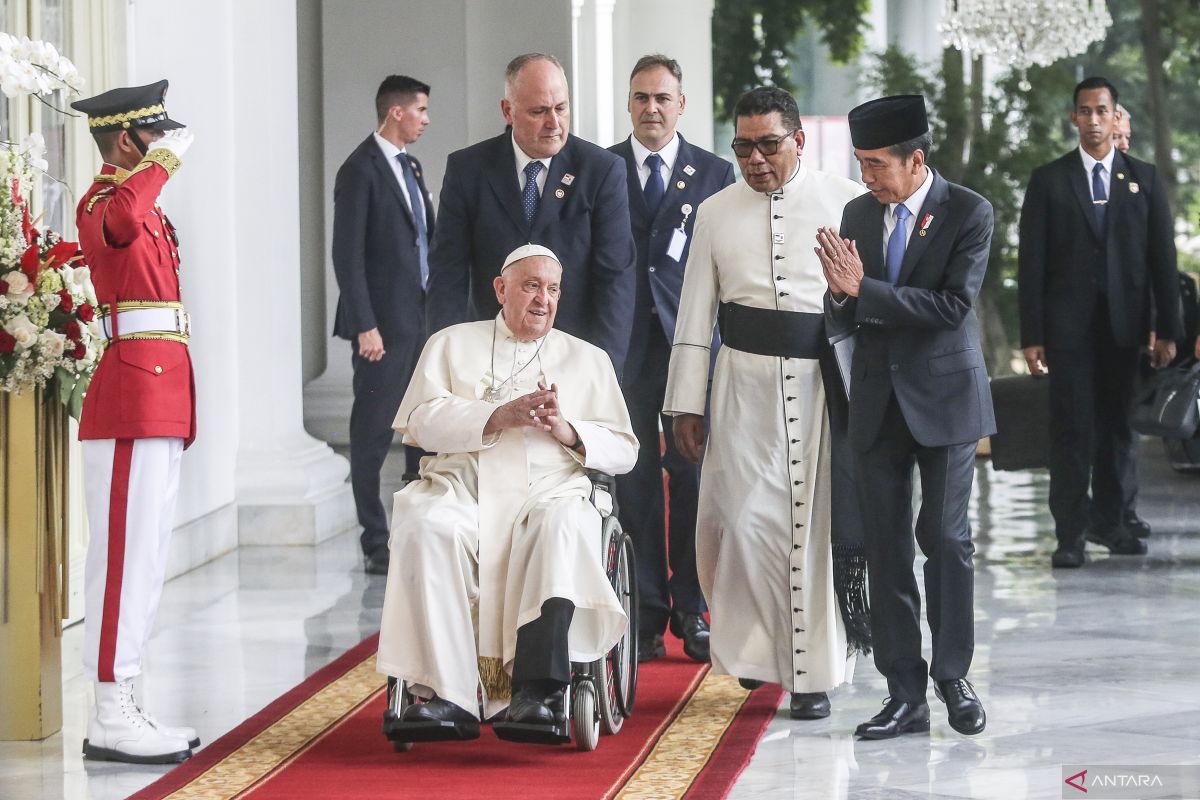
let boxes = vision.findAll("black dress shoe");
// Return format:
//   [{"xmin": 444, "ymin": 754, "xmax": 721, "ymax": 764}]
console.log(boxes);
[
  {"xmin": 1123, "ymin": 511, "xmax": 1152, "ymax": 538},
  {"xmin": 637, "ymin": 632, "xmax": 666, "ymax": 663},
  {"xmin": 855, "ymin": 697, "xmax": 930, "ymax": 739},
  {"xmin": 935, "ymin": 678, "xmax": 986, "ymax": 735},
  {"xmin": 506, "ymin": 686, "xmax": 555, "ymax": 725},
  {"xmin": 738, "ymin": 678, "xmax": 765, "ymax": 691},
  {"xmin": 1051, "ymin": 539, "xmax": 1085, "ymax": 569},
  {"xmin": 400, "ymin": 697, "xmax": 475, "ymax": 724},
  {"xmin": 1086, "ymin": 526, "xmax": 1148, "ymax": 555},
  {"xmin": 669, "ymin": 612, "xmax": 711, "ymax": 663},
  {"xmin": 364, "ymin": 549, "xmax": 389, "ymax": 575},
  {"xmin": 789, "ymin": 691, "xmax": 830, "ymax": 720}
]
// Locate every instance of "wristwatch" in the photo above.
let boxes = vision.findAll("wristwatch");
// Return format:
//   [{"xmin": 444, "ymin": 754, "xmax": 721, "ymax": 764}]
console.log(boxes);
[{"xmin": 568, "ymin": 431, "xmax": 584, "ymax": 452}]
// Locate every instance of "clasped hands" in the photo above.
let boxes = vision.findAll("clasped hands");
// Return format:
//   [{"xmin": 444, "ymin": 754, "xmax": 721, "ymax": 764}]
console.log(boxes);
[
  {"xmin": 483, "ymin": 379, "xmax": 578, "ymax": 446},
  {"xmin": 814, "ymin": 227, "xmax": 864, "ymax": 299}
]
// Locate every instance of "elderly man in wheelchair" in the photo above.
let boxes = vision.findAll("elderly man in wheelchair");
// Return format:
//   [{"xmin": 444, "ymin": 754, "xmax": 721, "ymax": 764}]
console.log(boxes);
[{"xmin": 376, "ymin": 245, "xmax": 639, "ymax": 749}]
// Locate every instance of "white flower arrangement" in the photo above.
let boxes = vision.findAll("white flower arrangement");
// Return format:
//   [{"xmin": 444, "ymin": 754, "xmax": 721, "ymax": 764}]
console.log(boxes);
[
  {"xmin": 0, "ymin": 32, "xmax": 83, "ymax": 99},
  {"xmin": 0, "ymin": 38, "xmax": 95, "ymax": 416}
]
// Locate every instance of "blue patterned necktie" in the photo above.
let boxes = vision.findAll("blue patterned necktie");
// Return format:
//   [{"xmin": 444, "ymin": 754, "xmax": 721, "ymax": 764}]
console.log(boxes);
[
  {"xmin": 396, "ymin": 153, "xmax": 429, "ymax": 288},
  {"xmin": 522, "ymin": 160, "xmax": 544, "ymax": 225},
  {"xmin": 886, "ymin": 204, "xmax": 911, "ymax": 284},
  {"xmin": 643, "ymin": 153, "xmax": 665, "ymax": 212},
  {"xmin": 1092, "ymin": 162, "xmax": 1107, "ymax": 228}
]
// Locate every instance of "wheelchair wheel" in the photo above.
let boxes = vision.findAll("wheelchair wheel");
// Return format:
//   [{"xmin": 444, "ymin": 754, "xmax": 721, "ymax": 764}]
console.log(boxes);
[
  {"xmin": 598, "ymin": 520, "xmax": 638, "ymax": 733},
  {"xmin": 384, "ymin": 678, "xmax": 414, "ymax": 752},
  {"xmin": 572, "ymin": 679, "xmax": 601, "ymax": 752}
]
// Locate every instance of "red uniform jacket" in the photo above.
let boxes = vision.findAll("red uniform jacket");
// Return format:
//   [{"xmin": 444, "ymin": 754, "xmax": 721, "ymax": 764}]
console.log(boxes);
[{"xmin": 77, "ymin": 162, "xmax": 196, "ymax": 446}]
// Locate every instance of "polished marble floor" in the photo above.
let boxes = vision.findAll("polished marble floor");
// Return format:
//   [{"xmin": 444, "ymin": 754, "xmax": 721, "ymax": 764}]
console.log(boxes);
[{"xmin": 1, "ymin": 447, "xmax": 1198, "ymax": 800}]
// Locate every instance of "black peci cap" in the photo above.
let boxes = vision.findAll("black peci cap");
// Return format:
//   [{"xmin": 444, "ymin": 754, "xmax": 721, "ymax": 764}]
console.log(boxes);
[
  {"xmin": 847, "ymin": 95, "xmax": 928, "ymax": 150},
  {"xmin": 70, "ymin": 79, "xmax": 184, "ymax": 133}
]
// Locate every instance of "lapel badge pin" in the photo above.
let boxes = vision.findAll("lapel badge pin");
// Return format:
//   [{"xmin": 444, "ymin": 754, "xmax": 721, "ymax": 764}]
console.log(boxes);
[
  {"xmin": 676, "ymin": 180, "xmax": 686, "ymax": 190},
  {"xmin": 561, "ymin": 173, "xmax": 575, "ymax": 186},
  {"xmin": 919, "ymin": 213, "xmax": 934, "ymax": 236},
  {"xmin": 1116, "ymin": 172, "xmax": 1125, "ymax": 180},
  {"xmin": 683, "ymin": 164, "xmax": 696, "ymax": 176},
  {"xmin": 1130, "ymin": 182, "xmax": 1140, "ymax": 193},
  {"xmin": 554, "ymin": 187, "xmax": 566, "ymax": 199}
]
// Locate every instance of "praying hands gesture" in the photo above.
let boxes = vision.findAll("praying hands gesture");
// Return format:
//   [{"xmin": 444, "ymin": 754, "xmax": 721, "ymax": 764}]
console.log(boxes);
[
  {"xmin": 482, "ymin": 380, "xmax": 581, "ymax": 450},
  {"xmin": 814, "ymin": 227, "xmax": 864, "ymax": 298}
]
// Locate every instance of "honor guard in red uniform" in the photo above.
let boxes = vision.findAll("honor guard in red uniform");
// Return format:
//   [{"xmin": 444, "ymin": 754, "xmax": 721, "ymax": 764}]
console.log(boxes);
[{"xmin": 70, "ymin": 81, "xmax": 198, "ymax": 765}]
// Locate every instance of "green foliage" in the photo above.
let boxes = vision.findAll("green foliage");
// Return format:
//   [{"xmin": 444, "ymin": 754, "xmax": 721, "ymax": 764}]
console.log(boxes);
[{"xmin": 712, "ymin": 0, "xmax": 870, "ymax": 121}]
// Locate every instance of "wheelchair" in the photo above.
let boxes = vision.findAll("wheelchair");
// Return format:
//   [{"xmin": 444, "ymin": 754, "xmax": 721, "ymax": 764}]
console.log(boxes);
[{"xmin": 383, "ymin": 471, "xmax": 639, "ymax": 752}]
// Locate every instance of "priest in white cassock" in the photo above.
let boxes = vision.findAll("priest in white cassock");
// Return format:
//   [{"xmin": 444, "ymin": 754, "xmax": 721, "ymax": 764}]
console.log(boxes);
[
  {"xmin": 663, "ymin": 87, "xmax": 871, "ymax": 721},
  {"xmin": 376, "ymin": 244, "xmax": 637, "ymax": 739}
]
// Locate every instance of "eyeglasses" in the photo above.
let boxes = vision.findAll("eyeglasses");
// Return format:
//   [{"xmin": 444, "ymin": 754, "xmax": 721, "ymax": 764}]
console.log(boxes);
[{"xmin": 730, "ymin": 130, "xmax": 796, "ymax": 158}]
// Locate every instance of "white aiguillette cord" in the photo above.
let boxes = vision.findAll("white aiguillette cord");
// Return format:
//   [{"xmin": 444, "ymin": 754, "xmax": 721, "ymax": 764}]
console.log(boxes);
[{"xmin": 481, "ymin": 316, "xmax": 546, "ymax": 403}]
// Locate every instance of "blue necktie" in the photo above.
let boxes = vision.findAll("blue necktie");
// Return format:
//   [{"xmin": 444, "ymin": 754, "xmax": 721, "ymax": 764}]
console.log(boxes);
[
  {"xmin": 643, "ymin": 153, "xmax": 665, "ymax": 212},
  {"xmin": 1092, "ymin": 162, "xmax": 1107, "ymax": 229},
  {"xmin": 522, "ymin": 160, "xmax": 543, "ymax": 225},
  {"xmin": 886, "ymin": 204, "xmax": 911, "ymax": 284},
  {"xmin": 396, "ymin": 153, "xmax": 429, "ymax": 288}
]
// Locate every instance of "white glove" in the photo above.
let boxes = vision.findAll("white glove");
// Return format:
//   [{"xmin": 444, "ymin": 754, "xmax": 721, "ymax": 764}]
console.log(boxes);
[{"xmin": 149, "ymin": 127, "xmax": 194, "ymax": 160}]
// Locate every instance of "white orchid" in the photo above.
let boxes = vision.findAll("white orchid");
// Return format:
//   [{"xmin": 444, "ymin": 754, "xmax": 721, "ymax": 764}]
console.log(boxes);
[
  {"xmin": 17, "ymin": 132, "xmax": 48, "ymax": 173},
  {"xmin": 0, "ymin": 33, "xmax": 83, "ymax": 98}
]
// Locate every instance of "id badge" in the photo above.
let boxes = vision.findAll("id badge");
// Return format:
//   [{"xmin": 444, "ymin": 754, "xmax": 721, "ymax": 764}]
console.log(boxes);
[{"xmin": 666, "ymin": 228, "xmax": 687, "ymax": 262}]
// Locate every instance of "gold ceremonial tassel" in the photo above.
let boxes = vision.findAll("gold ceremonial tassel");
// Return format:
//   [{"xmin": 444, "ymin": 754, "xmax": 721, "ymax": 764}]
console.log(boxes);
[{"xmin": 477, "ymin": 656, "xmax": 512, "ymax": 701}]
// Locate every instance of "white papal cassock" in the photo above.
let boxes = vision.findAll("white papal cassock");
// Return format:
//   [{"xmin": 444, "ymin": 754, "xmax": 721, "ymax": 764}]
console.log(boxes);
[
  {"xmin": 663, "ymin": 166, "xmax": 866, "ymax": 693},
  {"xmin": 376, "ymin": 315, "xmax": 638, "ymax": 719}
]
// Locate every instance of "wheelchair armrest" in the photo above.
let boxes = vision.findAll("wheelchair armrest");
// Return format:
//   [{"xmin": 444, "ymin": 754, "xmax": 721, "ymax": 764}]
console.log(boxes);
[{"xmin": 586, "ymin": 471, "xmax": 618, "ymax": 517}]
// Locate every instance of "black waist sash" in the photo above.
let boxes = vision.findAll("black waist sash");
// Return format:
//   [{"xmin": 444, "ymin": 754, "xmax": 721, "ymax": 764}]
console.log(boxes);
[{"xmin": 717, "ymin": 301, "xmax": 826, "ymax": 359}]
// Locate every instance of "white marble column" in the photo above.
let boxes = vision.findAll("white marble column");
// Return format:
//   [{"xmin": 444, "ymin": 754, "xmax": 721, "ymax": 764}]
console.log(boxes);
[{"xmin": 228, "ymin": 0, "xmax": 354, "ymax": 544}]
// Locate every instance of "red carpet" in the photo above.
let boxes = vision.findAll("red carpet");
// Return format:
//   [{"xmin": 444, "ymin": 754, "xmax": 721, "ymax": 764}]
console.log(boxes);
[{"xmin": 130, "ymin": 634, "xmax": 782, "ymax": 800}]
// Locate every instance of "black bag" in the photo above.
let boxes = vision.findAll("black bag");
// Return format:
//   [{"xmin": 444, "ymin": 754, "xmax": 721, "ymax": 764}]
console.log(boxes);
[
  {"xmin": 989, "ymin": 374, "xmax": 1051, "ymax": 470},
  {"xmin": 1131, "ymin": 360, "xmax": 1200, "ymax": 439}
]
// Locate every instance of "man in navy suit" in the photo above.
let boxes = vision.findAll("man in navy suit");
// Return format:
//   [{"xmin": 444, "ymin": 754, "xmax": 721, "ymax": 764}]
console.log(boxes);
[
  {"xmin": 332, "ymin": 75, "xmax": 434, "ymax": 575},
  {"xmin": 821, "ymin": 95, "xmax": 994, "ymax": 739},
  {"xmin": 1019, "ymin": 77, "xmax": 1181, "ymax": 569},
  {"xmin": 426, "ymin": 53, "xmax": 636, "ymax": 373},
  {"xmin": 608, "ymin": 55, "xmax": 734, "ymax": 663}
]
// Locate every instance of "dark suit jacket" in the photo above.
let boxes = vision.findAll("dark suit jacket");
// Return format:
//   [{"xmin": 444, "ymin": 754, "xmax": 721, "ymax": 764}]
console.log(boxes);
[
  {"xmin": 1018, "ymin": 148, "xmax": 1182, "ymax": 350},
  {"xmin": 331, "ymin": 135, "xmax": 434, "ymax": 347},
  {"xmin": 426, "ymin": 131, "xmax": 637, "ymax": 373},
  {"xmin": 608, "ymin": 134, "xmax": 735, "ymax": 377},
  {"xmin": 826, "ymin": 169, "xmax": 997, "ymax": 451}
]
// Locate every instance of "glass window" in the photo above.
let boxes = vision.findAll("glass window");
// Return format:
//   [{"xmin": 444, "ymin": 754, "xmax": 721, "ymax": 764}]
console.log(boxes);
[{"xmin": 39, "ymin": 0, "xmax": 71, "ymax": 234}]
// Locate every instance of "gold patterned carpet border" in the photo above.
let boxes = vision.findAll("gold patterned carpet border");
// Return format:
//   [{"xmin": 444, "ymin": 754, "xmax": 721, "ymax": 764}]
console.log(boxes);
[
  {"xmin": 152, "ymin": 654, "xmax": 757, "ymax": 800},
  {"xmin": 613, "ymin": 673, "xmax": 751, "ymax": 800},
  {"xmin": 162, "ymin": 658, "xmax": 386, "ymax": 800}
]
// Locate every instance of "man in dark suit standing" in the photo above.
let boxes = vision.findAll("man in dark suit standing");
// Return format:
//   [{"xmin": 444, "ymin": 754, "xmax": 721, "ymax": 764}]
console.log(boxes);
[
  {"xmin": 608, "ymin": 55, "xmax": 734, "ymax": 664},
  {"xmin": 820, "ymin": 95, "xmax": 994, "ymax": 739},
  {"xmin": 426, "ymin": 53, "xmax": 636, "ymax": 373},
  {"xmin": 332, "ymin": 75, "xmax": 434, "ymax": 575},
  {"xmin": 1018, "ymin": 77, "xmax": 1181, "ymax": 569}
]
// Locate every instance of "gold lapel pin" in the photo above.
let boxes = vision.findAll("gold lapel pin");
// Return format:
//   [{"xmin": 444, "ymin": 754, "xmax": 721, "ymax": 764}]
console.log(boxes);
[
  {"xmin": 554, "ymin": 187, "xmax": 566, "ymax": 199},
  {"xmin": 676, "ymin": 180, "xmax": 686, "ymax": 190},
  {"xmin": 1117, "ymin": 172, "xmax": 1125, "ymax": 180}
]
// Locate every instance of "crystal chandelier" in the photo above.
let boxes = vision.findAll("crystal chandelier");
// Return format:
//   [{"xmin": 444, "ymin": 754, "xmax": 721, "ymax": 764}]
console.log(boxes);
[{"xmin": 940, "ymin": 0, "xmax": 1112, "ymax": 90}]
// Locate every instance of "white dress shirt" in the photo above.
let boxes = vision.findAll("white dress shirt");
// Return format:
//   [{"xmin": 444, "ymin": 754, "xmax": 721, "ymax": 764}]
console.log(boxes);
[
  {"xmin": 373, "ymin": 132, "xmax": 416, "ymax": 212},
  {"xmin": 883, "ymin": 166, "xmax": 934, "ymax": 248},
  {"xmin": 630, "ymin": 132, "xmax": 680, "ymax": 190},
  {"xmin": 1079, "ymin": 144, "xmax": 1115, "ymax": 201},
  {"xmin": 512, "ymin": 135, "xmax": 552, "ymax": 196}
]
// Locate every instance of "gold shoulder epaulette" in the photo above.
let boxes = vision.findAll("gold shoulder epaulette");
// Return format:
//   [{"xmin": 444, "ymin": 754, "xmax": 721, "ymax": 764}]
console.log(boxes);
[
  {"xmin": 93, "ymin": 173, "xmax": 122, "ymax": 184},
  {"xmin": 130, "ymin": 148, "xmax": 181, "ymax": 179},
  {"xmin": 86, "ymin": 186, "xmax": 116, "ymax": 214}
]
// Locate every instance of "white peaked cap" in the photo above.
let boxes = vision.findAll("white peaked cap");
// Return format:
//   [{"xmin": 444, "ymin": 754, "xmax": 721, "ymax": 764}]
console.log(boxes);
[{"xmin": 501, "ymin": 243, "xmax": 560, "ymax": 272}]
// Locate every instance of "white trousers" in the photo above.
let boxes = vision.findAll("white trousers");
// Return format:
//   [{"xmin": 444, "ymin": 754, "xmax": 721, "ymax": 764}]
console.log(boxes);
[{"xmin": 82, "ymin": 438, "xmax": 183, "ymax": 682}]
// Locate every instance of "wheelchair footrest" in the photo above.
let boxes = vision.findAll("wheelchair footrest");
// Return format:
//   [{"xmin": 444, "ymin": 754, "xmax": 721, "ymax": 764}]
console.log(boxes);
[
  {"xmin": 492, "ymin": 719, "xmax": 571, "ymax": 745},
  {"xmin": 383, "ymin": 715, "xmax": 481, "ymax": 743}
]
